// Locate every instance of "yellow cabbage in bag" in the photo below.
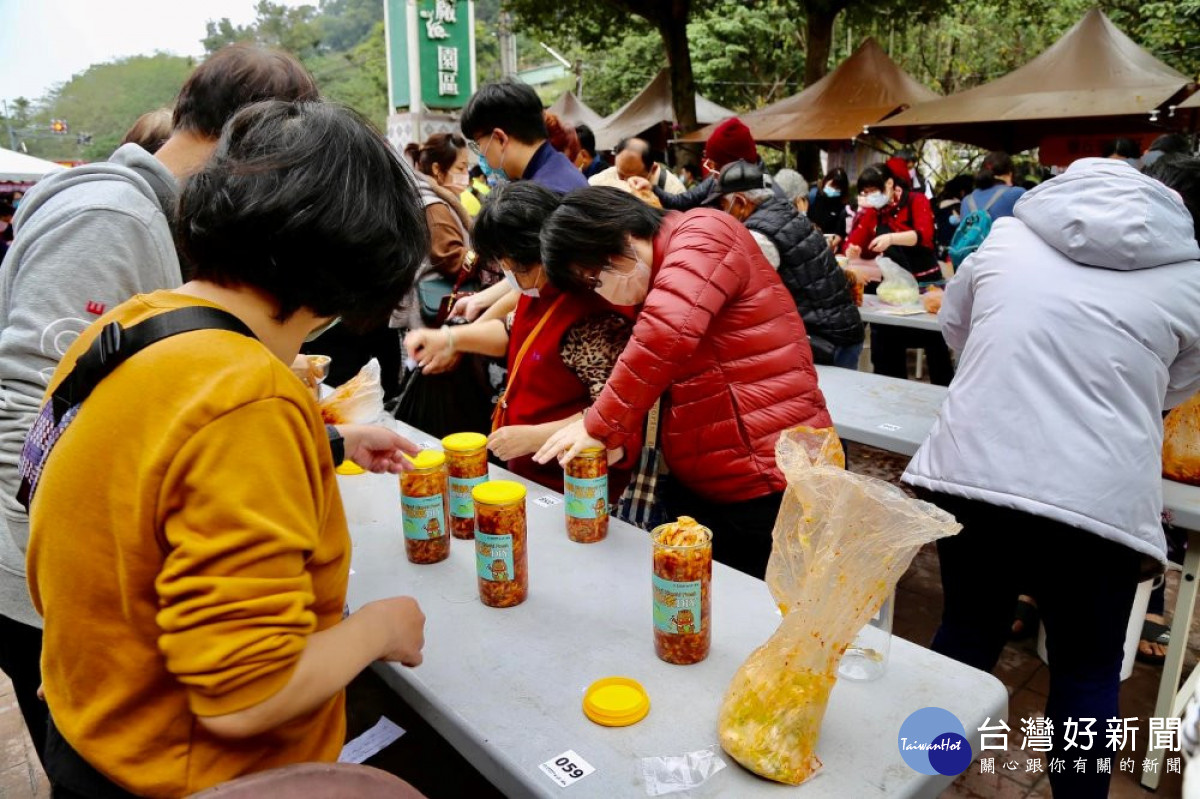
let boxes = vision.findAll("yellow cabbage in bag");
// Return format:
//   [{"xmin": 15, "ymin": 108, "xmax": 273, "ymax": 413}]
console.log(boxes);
[{"xmin": 717, "ymin": 427, "xmax": 961, "ymax": 785}]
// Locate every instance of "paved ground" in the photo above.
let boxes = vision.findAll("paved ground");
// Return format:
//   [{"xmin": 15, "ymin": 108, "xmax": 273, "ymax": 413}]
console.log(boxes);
[{"xmin": 0, "ymin": 442, "xmax": 1191, "ymax": 798}]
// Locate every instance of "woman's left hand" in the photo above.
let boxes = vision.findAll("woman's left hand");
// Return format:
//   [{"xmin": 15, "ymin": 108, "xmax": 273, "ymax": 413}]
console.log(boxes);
[
  {"xmin": 868, "ymin": 232, "xmax": 894, "ymax": 253},
  {"xmin": 487, "ymin": 425, "xmax": 544, "ymax": 461},
  {"xmin": 339, "ymin": 424, "xmax": 421, "ymax": 473},
  {"xmin": 533, "ymin": 417, "xmax": 606, "ymax": 466}
]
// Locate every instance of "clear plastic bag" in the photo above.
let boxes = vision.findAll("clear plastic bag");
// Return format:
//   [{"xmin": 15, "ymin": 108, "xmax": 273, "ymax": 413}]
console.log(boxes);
[
  {"xmin": 640, "ymin": 745, "xmax": 727, "ymax": 796},
  {"xmin": 875, "ymin": 256, "xmax": 920, "ymax": 306},
  {"xmin": 717, "ymin": 427, "xmax": 961, "ymax": 785},
  {"xmin": 319, "ymin": 358, "xmax": 389, "ymax": 425}
]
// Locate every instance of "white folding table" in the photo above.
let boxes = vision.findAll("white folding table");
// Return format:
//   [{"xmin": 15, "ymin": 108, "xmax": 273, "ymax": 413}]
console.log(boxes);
[{"xmin": 338, "ymin": 420, "xmax": 1009, "ymax": 798}]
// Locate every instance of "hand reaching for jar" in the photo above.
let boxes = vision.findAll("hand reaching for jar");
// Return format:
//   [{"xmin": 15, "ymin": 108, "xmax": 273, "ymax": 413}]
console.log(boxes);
[
  {"xmin": 404, "ymin": 328, "xmax": 459, "ymax": 374},
  {"xmin": 488, "ymin": 425, "xmax": 545, "ymax": 461}
]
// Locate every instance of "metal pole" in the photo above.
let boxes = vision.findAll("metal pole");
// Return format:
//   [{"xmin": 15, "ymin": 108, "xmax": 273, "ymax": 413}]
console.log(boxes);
[{"xmin": 498, "ymin": 11, "xmax": 517, "ymax": 77}]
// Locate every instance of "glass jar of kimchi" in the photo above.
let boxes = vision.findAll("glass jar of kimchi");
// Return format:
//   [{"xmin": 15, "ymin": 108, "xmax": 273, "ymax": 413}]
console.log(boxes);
[
  {"xmin": 651, "ymin": 517, "xmax": 712, "ymax": 664},
  {"xmin": 400, "ymin": 450, "xmax": 450, "ymax": 564},
  {"xmin": 441, "ymin": 432, "xmax": 489, "ymax": 539},
  {"xmin": 564, "ymin": 447, "xmax": 608, "ymax": 543},
  {"xmin": 472, "ymin": 480, "xmax": 528, "ymax": 608}
]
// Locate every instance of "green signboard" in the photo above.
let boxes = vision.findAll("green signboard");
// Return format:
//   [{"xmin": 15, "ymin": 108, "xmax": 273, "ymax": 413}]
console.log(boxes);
[{"xmin": 386, "ymin": 0, "xmax": 475, "ymax": 111}]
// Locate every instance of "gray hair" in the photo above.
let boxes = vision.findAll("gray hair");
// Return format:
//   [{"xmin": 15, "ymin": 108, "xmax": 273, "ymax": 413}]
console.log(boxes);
[
  {"xmin": 743, "ymin": 187, "xmax": 775, "ymax": 205},
  {"xmin": 773, "ymin": 168, "xmax": 808, "ymax": 202}
]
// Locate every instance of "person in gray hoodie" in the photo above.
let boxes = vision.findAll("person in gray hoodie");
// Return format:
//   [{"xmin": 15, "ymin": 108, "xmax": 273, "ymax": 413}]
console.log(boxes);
[
  {"xmin": 0, "ymin": 43, "xmax": 318, "ymax": 766},
  {"xmin": 903, "ymin": 157, "xmax": 1200, "ymax": 798}
]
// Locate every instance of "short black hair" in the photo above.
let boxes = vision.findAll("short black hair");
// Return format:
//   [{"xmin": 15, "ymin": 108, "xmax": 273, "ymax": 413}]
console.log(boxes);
[
  {"xmin": 1101, "ymin": 137, "xmax": 1141, "ymax": 159},
  {"xmin": 460, "ymin": 78, "xmax": 547, "ymax": 144},
  {"xmin": 679, "ymin": 162, "xmax": 701, "ymax": 181},
  {"xmin": 541, "ymin": 187, "xmax": 664, "ymax": 293},
  {"xmin": 176, "ymin": 100, "xmax": 428, "ymax": 331},
  {"xmin": 856, "ymin": 164, "xmax": 889, "ymax": 193},
  {"xmin": 1148, "ymin": 133, "xmax": 1189, "ymax": 155},
  {"xmin": 823, "ymin": 167, "xmax": 849, "ymax": 195},
  {"xmin": 576, "ymin": 124, "xmax": 596, "ymax": 155},
  {"xmin": 975, "ymin": 151, "xmax": 1015, "ymax": 190},
  {"xmin": 173, "ymin": 44, "xmax": 319, "ymax": 139},
  {"xmin": 615, "ymin": 137, "xmax": 653, "ymax": 172},
  {"xmin": 472, "ymin": 182, "xmax": 560, "ymax": 271},
  {"xmin": 1144, "ymin": 154, "xmax": 1200, "ymax": 244}
]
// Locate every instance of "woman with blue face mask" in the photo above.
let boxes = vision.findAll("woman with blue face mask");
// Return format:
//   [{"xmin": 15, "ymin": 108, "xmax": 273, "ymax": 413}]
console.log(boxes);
[
  {"xmin": 806, "ymin": 167, "xmax": 850, "ymax": 249},
  {"xmin": 404, "ymin": 182, "xmax": 636, "ymax": 496}
]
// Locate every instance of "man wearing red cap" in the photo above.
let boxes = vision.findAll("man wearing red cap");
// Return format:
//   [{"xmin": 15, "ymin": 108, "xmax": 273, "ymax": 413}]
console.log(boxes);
[{"xmin": 648, "ymin": 117, "xmax": 760, "ymax": 211}]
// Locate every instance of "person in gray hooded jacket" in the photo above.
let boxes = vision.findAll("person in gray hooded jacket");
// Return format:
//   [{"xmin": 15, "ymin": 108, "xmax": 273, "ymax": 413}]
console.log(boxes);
[
  {"xmin": 903, "ymin": 157, "xmax": 1200, "ymax": 798},
  {"xmin": 0, "ymin": 44, "xmax": 318, "ymax": 767}
]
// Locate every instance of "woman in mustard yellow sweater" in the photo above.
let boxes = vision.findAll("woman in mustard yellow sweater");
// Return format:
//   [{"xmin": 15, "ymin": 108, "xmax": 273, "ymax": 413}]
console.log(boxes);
[{"xmin": 26, "ymin": 100, "xmax": 430, "ymax": 798}]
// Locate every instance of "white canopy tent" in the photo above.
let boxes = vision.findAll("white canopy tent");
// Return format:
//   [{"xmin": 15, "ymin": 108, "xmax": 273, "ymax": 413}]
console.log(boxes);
[{"xmin": 0, "ymin": 147, "xmax": 63, "ymax": 184}]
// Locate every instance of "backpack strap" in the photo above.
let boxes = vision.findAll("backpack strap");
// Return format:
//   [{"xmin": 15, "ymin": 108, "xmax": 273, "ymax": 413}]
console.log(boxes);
[
  {"xmin": 965, "ymin": 194, "xmax": 978, "ymax": 213},
  {"xmin": 50, "ymin": 306, "xmax": 255, "ymax": 424},
  {"xmin": 981, "ymin": 188, "xmax": 1005, "ymax": 213}
]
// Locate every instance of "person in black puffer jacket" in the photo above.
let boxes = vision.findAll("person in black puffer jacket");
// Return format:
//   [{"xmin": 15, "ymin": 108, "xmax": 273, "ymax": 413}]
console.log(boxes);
[{"xmin": 714, "ymin": 160, "xmax": 864, "ymax": 369}]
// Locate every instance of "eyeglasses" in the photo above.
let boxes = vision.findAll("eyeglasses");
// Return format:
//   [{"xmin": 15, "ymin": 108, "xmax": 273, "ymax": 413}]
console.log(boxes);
[{"xmin": 467, "ymin": 133, "xmax": 492, "ymax": 157}]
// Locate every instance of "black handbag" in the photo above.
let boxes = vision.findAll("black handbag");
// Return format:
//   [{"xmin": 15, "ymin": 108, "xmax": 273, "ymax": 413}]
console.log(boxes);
[
  {"xmin": 418, "ymin": 252, "xmax": 480, "ymax": 328},
  {"xmin": 392, "ymin": 320, "xmax": 494, "ymax": 439}
]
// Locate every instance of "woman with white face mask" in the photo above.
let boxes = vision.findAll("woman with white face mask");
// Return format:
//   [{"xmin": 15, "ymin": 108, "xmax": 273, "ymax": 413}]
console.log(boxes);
[
  {"xmin": 404, "ymin": 183, "xmax": 636, "ymax": 496},
  {"xmin": 844, "ymin": 160, "xmax": 954, "ymax": 386},
  {"xmin": 533, "ymin": 186, "xmax": 833, "ymax": 580}
]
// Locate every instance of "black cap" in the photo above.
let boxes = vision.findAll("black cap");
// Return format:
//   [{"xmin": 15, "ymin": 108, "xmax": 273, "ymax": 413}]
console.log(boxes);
[{"xmin": 715, "ymin": 160, "xmax": 767, "ymax": 196}]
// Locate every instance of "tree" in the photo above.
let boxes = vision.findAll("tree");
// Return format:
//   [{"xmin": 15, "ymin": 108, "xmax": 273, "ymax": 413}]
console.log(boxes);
[
  {"xmin": 505, "ymin": 0, "xmax": 731, "ymax": 136},
  {"xmin": 35, "ymin": 54, "xmax": 195, "ymax": 160}
]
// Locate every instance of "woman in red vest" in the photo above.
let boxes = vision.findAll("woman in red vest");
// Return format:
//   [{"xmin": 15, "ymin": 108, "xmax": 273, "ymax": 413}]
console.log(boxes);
[{"xmin": 404, "ymin": 182, "xmax": 635, "ymax": 497}]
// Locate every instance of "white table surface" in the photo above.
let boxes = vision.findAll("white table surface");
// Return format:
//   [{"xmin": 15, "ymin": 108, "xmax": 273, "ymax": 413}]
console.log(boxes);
[
  {"xmin": 339, "ymin": 422, "xmax": 1009, "ymax": 799},
  {"xmin": 857, "ymin": 296, "xmax": 940, "ymax": 333}
]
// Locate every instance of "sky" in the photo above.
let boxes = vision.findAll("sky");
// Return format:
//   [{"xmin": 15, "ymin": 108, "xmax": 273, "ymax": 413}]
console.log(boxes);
[{"xmin": 0, "ymin": 0, "xmax": 309, "ymax": 105}]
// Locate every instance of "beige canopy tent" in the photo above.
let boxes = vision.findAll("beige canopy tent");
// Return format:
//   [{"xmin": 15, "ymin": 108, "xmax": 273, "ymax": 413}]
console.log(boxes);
[
  {"xmin": 547, "ymin": 91, "xmax": 604, "ymax": 131},
  {"xmin": 685, "ymin": 38, "xmax": 938, "ymax": 144},
  {"xmin": 593, "ymin": 70, "xmax": 735, "ymax": 151},
  {"xmin": 874, "ymin": 9, "xmax": 1195, "ymax": 153}
]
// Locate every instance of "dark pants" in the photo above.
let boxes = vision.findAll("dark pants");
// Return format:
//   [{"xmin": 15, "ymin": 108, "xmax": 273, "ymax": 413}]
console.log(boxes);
[
  {"xmin": 0, "ymin": 613, "xmax": 47, "ymax": 768},
  {"xmin": 922, "ymin": 491, "xmax": 1142, "ymax": 799},
  {"xmin": 45, "ymin": 714, "xmax": 138, "ymax": 799},
  {"xmin": 660, "ymin": 477, "xmax": 783, "ymax": 580},
  {"xmin": 870, "ymin": 326, "xmax": 954, "ymax": 386}
]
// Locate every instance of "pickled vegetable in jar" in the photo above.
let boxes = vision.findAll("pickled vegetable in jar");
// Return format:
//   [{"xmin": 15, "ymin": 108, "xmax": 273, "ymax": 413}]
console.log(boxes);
[
  {"xmin": 564, "ymin": 447, "xmax": 608, "ymax": 544},
  {"xmin": 400, "ymin": 450, "xmax": 450, "ymax": 564},
  {"xmin": 442, "ymin": 432, "xmax": 489, "ymax": 539},
  {"xmin": 651, "ymin": 517, "xmax": 712, "ymax": 664},
  {"xmin": 473, "ymin": 480, "xmax": 528, "ymax": 608}
]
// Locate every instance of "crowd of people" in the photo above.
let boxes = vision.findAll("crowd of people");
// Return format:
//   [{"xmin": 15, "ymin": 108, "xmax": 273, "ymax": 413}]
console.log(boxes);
[{"xmin": 0, "ymin": 44, "xmax": 1198, "ymax": 799}]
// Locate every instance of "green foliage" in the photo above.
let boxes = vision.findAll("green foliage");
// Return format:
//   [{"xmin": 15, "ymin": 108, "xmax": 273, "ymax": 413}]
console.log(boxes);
[
  {"xmin": 18, "ymin": 54, "xmax": 194, "ymax": 161},
  {"xmin": 308, "ymin": 22, "xmax": 390, "ymax": 128}
]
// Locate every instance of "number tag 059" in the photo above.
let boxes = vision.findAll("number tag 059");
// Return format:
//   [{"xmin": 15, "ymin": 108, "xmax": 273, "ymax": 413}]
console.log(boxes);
[{"xmin": 539, "ymin": 749, "xmax": 595, "ymax": 787}]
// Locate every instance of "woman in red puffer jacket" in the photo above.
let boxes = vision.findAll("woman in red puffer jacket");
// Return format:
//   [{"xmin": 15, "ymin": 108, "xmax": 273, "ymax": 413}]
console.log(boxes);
[{"xmin": 534, "ymin": 186, "xmax": 831, "ymax": 578}]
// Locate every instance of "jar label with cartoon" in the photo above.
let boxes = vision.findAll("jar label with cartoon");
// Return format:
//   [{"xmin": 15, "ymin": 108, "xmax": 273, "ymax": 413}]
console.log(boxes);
[
  {"xmin": 564, "ymin": 475, "xmax": 608, "ymax": 520},
  {"xmin": 402, "ymin": 494, "xmax": 446, "ymax": 540},
  {"xmin": 476, "ymin": 532, "xmax": 515, "ymax": 582},
  {"xmin": 652, "ymin": 575, "xmax": 703, "ymax": 634},
  {"xmin": 449, "ymin": 475, "xmax": 488, "ymax": 519}
]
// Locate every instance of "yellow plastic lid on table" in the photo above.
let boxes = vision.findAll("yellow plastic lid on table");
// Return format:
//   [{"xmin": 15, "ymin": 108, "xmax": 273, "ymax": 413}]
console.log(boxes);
[
  {"xmin": 408, "ymin": 450, "xmax": 446, "ymax": 470},
  {"xmin": 582, "ymin": 677, "xmax": 650, "ymax": 727},
  {"xmin": 472, "ymin": 480, "xmax": 526, "ymax": 505},
  {"xmin": 335, "ymin": 460, "xmax": 366, "ymax": 475},
  {"xmin": 442, "ymin": 432, "xmax": 489, "ymax": 452}
]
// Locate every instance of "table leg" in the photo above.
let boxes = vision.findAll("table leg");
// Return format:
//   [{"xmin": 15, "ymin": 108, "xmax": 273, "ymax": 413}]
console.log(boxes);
[{"xmin": 1141, "ymin": 529, "xmax": 1200, "ymax": 789}]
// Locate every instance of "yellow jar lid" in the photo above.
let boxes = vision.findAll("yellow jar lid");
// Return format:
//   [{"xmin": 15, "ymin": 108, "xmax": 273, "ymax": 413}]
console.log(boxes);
[
  {"xmin": 577, "ymin": 446, "xmax": 605, "ymax": 455},
  {"xmin": 582, "ymin": 677, "xmax": 650, "ymax": 727},
  {"xmin": 335, "ymin": 460, "xmax": 366, "ymax": 475},
  {"xmin": 407, "ymin": 449, "xmax": 446, "ymax": 470},
  {"xmin": 472, "ymin": 480, "xmax": 526, "ymax": 505},
  {"xmin": 442, "ymin": 432, "xmax": 488, "ymax": 452}
]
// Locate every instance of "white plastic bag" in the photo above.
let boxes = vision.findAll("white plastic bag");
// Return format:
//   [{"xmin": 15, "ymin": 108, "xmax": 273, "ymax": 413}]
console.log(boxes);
[
  {"xmin": 318, "ymin": 358, "xmax": 389, "ymax": 425},
  {"xmin": 640, "ymin": 745, "xmax": 727, "ymax": 796},
  {"xmin": 875, "ymin": 256, "xmax": 920, "ymax": 306}
]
